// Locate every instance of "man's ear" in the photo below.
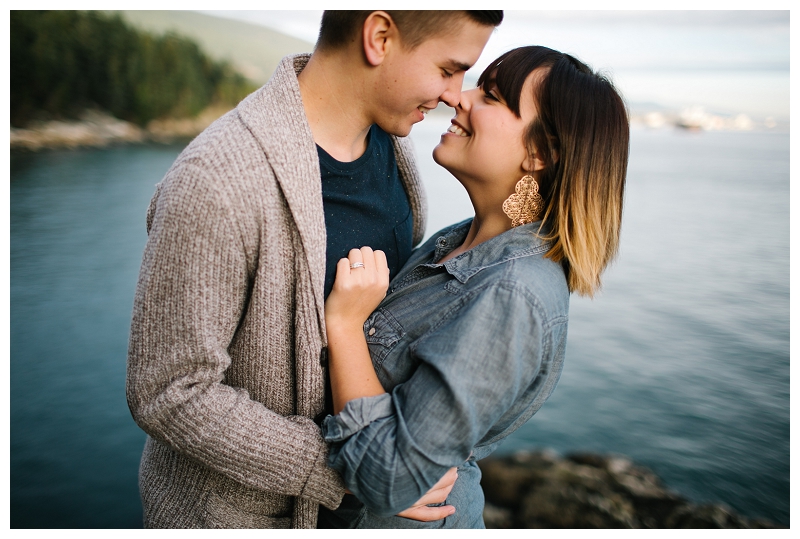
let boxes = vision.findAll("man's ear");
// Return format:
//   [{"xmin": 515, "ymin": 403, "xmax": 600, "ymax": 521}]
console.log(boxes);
[{"xmin": 362, "ymin": 11, "xmax": 396, "ymax": 66}]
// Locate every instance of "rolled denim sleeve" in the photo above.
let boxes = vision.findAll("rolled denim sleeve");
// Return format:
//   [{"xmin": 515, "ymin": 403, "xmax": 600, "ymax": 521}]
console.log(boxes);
[
  {"xmin": 321, "ymin": 282, "xmax": 564, "ymax": 516},
  {"xmin": 322, "ymin": 393, "xmax": 394, "ymax": 441}
]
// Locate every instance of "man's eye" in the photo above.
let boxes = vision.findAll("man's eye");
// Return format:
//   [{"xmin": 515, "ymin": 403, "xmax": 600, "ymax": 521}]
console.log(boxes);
[{"xmin": 442, "ymin": 69, "xmax": 454, "ymax": 78}]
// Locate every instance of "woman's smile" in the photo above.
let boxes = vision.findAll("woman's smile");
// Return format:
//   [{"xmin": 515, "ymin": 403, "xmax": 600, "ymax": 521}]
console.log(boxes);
[{"xmin": 445, "ymin": 120, "xmax": 471, "ymax": 137}]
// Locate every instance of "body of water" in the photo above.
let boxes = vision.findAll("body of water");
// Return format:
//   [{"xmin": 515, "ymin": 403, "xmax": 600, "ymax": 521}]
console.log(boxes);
[{"xmin": 10, "ymin": 122, "xmax": 789, "ymax": 527}]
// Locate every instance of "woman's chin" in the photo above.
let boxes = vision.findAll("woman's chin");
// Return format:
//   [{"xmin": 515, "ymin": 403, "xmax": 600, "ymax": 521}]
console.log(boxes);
[
  {"xmin": 432, "ymin": 156, "xmax": 460, "ymax": 182},
  {"xmin": 432, "ymin": 144, "xmax": 450, "ymax": 168}
]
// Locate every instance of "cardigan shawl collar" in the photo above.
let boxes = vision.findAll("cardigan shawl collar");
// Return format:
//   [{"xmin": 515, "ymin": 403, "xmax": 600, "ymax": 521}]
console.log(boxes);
[
  {"xmin": 236, "ymin": 54, "xmax": 328, "ymax": 335},
  {"xmin": 236, "ymin": 54, "xmax": 427, "ymax": 343}
]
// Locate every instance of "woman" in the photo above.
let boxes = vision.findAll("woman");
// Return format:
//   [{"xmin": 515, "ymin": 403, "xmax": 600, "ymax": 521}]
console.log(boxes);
[{"xmin": 322, "ymin": 46, "xmax": 629, "ymax": 528}]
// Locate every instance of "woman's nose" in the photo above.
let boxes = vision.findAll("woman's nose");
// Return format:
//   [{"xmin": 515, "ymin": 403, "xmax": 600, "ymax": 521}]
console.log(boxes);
[{"xmin": 457, "ymin": 88, "xmax": 480, "ymax": 111}]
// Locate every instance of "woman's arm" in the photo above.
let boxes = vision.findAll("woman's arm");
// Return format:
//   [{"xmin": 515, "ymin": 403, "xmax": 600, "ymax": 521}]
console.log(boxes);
[
  {"xmin": 324, "ymin": 247, "xmax": 390, "ymax": 414},
  {"xmin": 324, "ymin": 246, "xmax": 457, "ymax": 521}
]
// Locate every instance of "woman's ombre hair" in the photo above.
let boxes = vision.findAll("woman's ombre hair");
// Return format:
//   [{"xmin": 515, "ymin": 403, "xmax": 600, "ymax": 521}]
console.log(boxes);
[{"xmin": 478, "ymin": 46, "xmax": 629, "ymax": 297}]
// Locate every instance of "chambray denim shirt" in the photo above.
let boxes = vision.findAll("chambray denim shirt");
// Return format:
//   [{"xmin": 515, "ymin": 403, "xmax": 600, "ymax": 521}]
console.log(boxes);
[{"xmin": 322, "ymin": 218, "xmax": 569, "ymax": 528}]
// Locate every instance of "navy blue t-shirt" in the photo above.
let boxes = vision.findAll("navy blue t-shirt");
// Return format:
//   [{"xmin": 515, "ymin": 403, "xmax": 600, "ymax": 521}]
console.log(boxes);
[
  {"xmin": 319, "ymin": 124, "xmax": 413, "ymax": 299},
  {"xmin": 317, "ymin": 125, "xmax": 413, "ymax": 528}
]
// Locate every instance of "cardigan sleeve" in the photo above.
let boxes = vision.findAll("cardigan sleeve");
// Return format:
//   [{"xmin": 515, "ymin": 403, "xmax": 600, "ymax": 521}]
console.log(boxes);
[{"xmin": 126, "ymin": 162, "xmax": 344, "ymax": 510}]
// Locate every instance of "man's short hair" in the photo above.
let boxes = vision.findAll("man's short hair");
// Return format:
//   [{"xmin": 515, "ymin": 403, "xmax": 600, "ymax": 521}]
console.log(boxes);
[{"xmin": 316, "ymin": 11, "xmax": 503, "ymax": 51}]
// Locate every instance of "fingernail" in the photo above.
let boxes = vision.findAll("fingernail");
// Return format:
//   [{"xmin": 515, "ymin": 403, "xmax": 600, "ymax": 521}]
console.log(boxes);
[{"xmin": 448, "ymin": 507, "xmax": 456, "ymax": 515}]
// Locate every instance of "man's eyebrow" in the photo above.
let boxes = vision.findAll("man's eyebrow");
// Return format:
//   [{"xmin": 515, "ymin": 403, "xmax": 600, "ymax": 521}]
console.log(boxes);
[{"xmin": 446, "ymin": 59, "xmax": 473, "ymax": 72}]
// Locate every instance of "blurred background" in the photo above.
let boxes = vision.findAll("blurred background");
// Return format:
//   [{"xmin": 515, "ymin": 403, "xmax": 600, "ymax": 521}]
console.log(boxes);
[{"xmin": 9, "ymin": 10, "xmax": 789, "ymax": 528}]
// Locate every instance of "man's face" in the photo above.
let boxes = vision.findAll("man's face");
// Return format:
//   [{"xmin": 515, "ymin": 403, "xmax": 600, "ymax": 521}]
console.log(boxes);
[{"xmin": 370, "ymin": 19, "xmax": 494, "ymax": 137}]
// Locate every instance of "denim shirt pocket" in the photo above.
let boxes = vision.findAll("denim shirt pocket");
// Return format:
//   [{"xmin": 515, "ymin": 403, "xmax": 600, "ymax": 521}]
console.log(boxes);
[{"xmin": 364, "ymin": 308, "xmax": 405, "ymax": 367}]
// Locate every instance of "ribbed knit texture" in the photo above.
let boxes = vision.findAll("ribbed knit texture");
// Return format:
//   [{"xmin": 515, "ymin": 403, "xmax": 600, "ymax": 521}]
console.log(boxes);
[{"xmin": 126, "ymin": 54, "xmax": 426, "ymax": 528}]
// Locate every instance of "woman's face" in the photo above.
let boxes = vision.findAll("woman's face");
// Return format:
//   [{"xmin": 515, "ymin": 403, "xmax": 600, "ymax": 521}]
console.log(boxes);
[{"xmin": 433, "ymin": 69, "xmax": 543, "ymax": 188}]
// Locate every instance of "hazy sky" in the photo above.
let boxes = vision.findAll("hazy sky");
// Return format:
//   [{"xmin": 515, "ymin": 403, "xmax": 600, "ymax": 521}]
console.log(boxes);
[{"xmin": 202, "ymin": 10, "xmax": 789, "ymax": 119}]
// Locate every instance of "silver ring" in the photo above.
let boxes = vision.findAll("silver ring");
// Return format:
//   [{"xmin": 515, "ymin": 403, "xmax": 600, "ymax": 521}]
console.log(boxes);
[{"xmin": 349, "ymin": 262, "xmax": 365, "ymax": 269}]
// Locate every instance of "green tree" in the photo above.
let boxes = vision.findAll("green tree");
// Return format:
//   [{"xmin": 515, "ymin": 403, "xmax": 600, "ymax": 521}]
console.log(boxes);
[{"xmin": 10, "ymin": 10, "xmax": 255, "ymax": 127}]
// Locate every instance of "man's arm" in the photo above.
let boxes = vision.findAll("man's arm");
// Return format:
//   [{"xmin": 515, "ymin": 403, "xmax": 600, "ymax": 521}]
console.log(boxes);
[{"xmin": 126, "ymin": 164, "xmax": 344, "ymax": 509}]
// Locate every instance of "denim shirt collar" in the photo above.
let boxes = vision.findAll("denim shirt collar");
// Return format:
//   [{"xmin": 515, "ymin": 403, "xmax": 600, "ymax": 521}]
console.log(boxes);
[{"xmin": 428, "ymin": 218, "xmax": 553, "ymax": 284}]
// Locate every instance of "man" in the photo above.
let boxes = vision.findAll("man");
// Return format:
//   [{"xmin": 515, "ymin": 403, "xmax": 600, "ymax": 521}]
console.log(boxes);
[{"xmin": 126, "ymin": 10, "xmax": 501, "ymax": 529}]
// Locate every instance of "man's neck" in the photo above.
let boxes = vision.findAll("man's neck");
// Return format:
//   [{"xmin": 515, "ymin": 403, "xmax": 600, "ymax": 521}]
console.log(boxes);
[{"xmin": 298, "ymin": 50, "xmax": 374, "ymax": 163}]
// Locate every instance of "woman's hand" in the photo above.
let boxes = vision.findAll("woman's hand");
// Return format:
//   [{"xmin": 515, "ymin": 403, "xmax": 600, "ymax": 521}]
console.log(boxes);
[
  {"xmin": 325, "ymin": 247, "xmax": 390, "ymax": 414},
  {"xmin": 325, "ymin": 247, "xmax": 390, "ymax": 332},
  {"xmin": 396, "ymin": 467, "xmax": 458, "ymax": 521}
]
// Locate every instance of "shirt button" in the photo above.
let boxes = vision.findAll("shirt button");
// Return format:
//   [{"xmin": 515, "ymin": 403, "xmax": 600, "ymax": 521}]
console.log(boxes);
[{"xmin": 368, "ymin": 327, "xmax": 376, "ymax": 336}]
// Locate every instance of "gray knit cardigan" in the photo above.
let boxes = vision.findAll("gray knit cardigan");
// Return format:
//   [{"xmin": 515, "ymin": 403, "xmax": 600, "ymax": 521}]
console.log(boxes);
[{"xmin": 126, "ymin": 54, "xmax": 427, "ymax": 529}]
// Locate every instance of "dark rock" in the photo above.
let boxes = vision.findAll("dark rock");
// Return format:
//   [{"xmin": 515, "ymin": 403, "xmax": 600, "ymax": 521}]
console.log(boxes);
[
  {"xmin": 482, "ymin": 503, "xmax": 513, "ymax": 529},
  {"xmin": 479, "ymin": 449, "xmax": 558, "ymax": 510},
  {"xmin": 519, "ymin": 474, "xmax": 638, "ymax": 528},
  {"xmin": 478, "ymin": 450, "xmax": 783, "ymax": 529}
]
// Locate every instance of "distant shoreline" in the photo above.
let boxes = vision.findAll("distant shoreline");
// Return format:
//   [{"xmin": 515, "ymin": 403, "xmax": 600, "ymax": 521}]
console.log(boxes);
[
  {"xmin": 9, "ymin": 105, "xmax": 462, "ymax": 153},
  {"xmin": 10, "ymin": 106, "xmax": 233, "ymax": 152},
  {"xmin": 11, "ymin": 104, "xmax": 787, "ymax": 153}
]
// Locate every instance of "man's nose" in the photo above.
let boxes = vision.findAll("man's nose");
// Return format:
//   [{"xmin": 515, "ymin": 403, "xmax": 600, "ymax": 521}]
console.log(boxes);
[{"xmin": 439, "ymin": 73, "xmax": 465, "ymax": 108}]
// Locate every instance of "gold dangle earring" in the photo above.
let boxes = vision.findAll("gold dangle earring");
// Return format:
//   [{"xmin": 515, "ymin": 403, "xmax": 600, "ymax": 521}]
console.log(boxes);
[{"xmin": 502, "ymin": 173, "xmax": 543, "ymax": 227}]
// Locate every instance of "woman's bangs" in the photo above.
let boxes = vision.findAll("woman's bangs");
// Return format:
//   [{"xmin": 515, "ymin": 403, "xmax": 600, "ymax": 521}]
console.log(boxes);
[{"xmin": 476, "ymin": 46, "xmax": 562, "ymax": 118}]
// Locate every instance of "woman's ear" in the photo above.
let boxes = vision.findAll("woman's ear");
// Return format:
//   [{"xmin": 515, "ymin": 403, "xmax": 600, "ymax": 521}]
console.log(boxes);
[
  {"xmin": 523, "ymin": 154, "xmax": 547, "ymax": 173},
  {"xmin": 362, "ymin": 11, "xmax": 395, "ymax": 67}
]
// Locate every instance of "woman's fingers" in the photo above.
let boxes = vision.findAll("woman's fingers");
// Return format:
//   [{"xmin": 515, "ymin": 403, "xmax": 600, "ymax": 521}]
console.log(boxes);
[
  {"xmin": 359, "ymin": 246, "xmax": 375, "ymax": 273},
  {"xmin": 395, "ymin": 466, "xmax": 458, "ymax": 521},
  {"xmin": 346, "ymin": 247, "xmax": 387, "ymax": 284},
  {"xmin": 335, "ymin": 257, "xmax": 351, "ymax": 280},
  {"xmin": 422, "ymin": 467, "xmax": 458, "ymax": 503},
  {"xmin": 374, "ymin": 249, "xmax": 390, "ymax": 284},
  {"xmin": 347, "ymin": 248, "xmax": 364, "ymax": 275},
  {"xmin": 334, "ymin": 247, "xmax": 388, "ymax": 300},
  {"xmin": 358, "ymin": 246, "xmax": 385, "ymax": 285},
  {"xmin": 433, "ymin": 467, "xmax": 458, "ymax": 489}
]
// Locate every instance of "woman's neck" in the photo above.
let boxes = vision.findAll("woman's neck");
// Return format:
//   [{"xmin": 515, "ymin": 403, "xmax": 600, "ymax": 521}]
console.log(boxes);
[{"xmin": 438, "ymin": 185, "xmax": 514, "ymax": 265}]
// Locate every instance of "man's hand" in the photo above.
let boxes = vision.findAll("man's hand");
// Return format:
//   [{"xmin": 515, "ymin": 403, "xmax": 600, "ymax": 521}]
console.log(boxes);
[{"xmin": 396, "ymin": 467, "xmax": 458, "ymax": 522}]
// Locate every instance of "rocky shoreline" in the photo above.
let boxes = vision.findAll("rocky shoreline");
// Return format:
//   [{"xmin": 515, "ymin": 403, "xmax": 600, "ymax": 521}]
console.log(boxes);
[
  {"xmin": 478, "ymin": 450, "xmax": 783, "ymax": 529},
  {"xmin": 10, "ymin": 106, "xmax": 231, "ymax": 152}
]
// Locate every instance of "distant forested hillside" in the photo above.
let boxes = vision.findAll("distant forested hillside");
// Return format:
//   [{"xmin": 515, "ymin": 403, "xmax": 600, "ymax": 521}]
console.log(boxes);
[
  {"xmin": 112, "ymin": 10, "xmax": 314, "ymax": 85},
  {"xmin": 10, "ymin": 10, "xmax": 256, "ymax": 127}
]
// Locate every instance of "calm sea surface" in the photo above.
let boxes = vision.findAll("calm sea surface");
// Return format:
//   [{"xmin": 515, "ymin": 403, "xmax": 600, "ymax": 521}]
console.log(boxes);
[{"xmin": 10, "ymin": 123, "xmax": 789, "ymax": 527}]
